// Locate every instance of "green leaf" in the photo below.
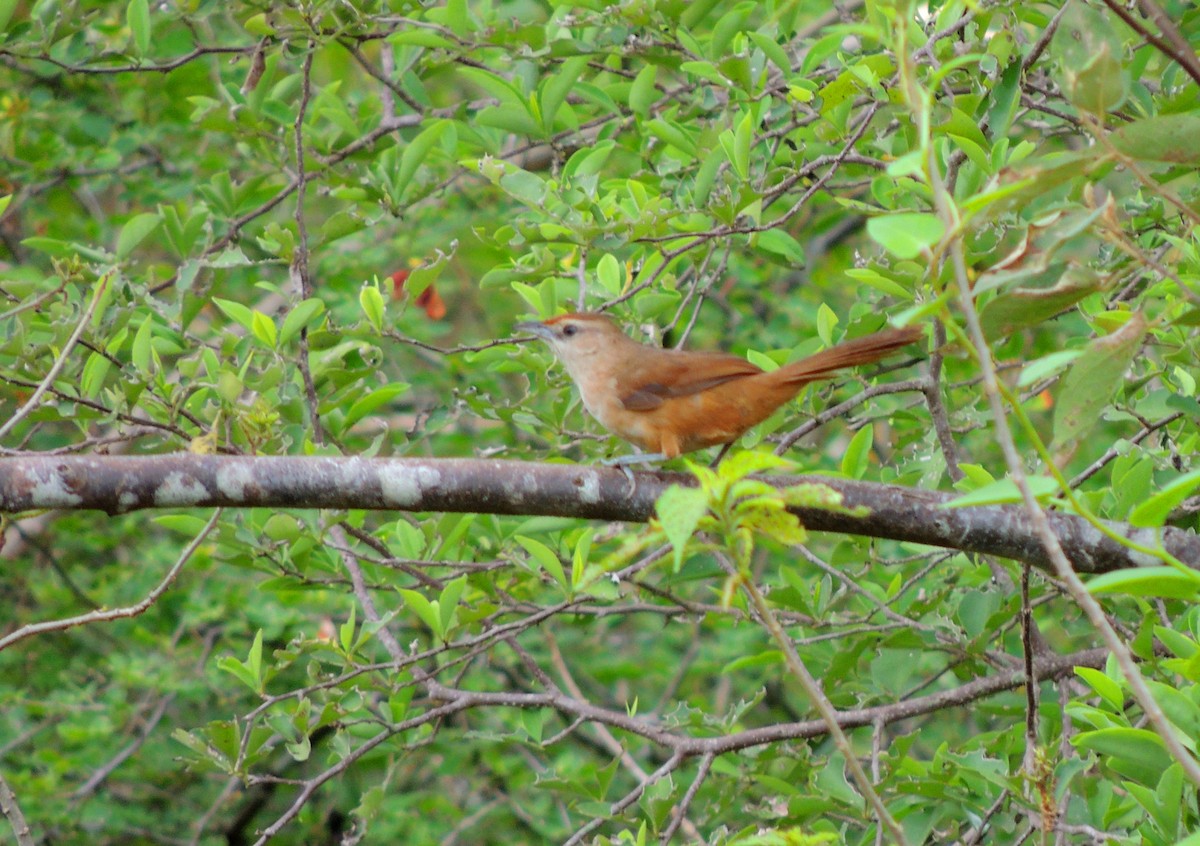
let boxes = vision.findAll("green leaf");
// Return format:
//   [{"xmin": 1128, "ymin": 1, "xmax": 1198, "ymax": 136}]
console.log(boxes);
[
  {"xmin": 515, "ymin": 535, "xmax": 566, "ymax": 589},
  {"xmin": 0, "ymin": 0, "xmax": 16, "ymax": 33},
  {"xmin": 212, "ymin": 298, "xmax": 255, "ymax": 331},
  {"xmin": 395, "ymin": 120, "xmax": 448, "ymax": 202},
  {"xmin": 1053, "ymin": 312, "xmax": 1147, "ymax": 445},
  {"xmin": 723, "ymin": 650, "xmax": 784, "ymax": 673},
  {"xmin": 115, "ymin": 212, "xmax": 160, "ymax": 260},
  {"xmin": 840, "ymin": 425, "xmax": 873, "ymax": 479},
  {"xmin": 815, "ymin": 302, "xmax": 837, "ymax": 347},
  {"xmin": 359, "ymin": 283, "xmax": 385, "ymax": 333},
  {"xmin": 342, "ymin": 383, "xmax": 410, "ymax": 432},
  {"xmin": 499, "ymin": 170, "xmax": 547, "ymax": 207},
  {"xmin": 656, "ymin": 485, "xmax": 709, "ymax": 571},
  {"xmin": 1130, "ymin": 468, "xmax": 1200, "ymax": 528},
  {"xmin": 21, "ymin": 236, "xmax": 110, "ymax": 261},
  {"xmin": 388, "ymin": 29, "xmax": 455, "ymax": 49},
  {"xmin": 438, "ymin": 576, "xmax": 467, "ymax": 635},
  {"xmin": 131, "ymin": 315, "xmax": 154, "ymax": 374},
  {"xmin": 1111, "ymin": 113, "xmax": 1200, "ymax": 165},
  {"xmin": 538, "ymin": 55, "xmax": 588, "ymax": 135},
  {"xmin": 597, "ymin": 253, "xmax": 622, "ymax": 295},
  {"xmin": 866, "ymin": 213, "xmax": 945, "ymax": 259},
  {"xmin": 250, "ymin": 310, "xmax": 276, "ymax": 349},
  {"xmin": 247, "ymin": 628, "xmax": 263, "ymax": 680},
  {"xmin": 629, "ymin": 64, "xmax": 657, "ymax": 118},
  {"xmin": 646, "ymin": 119, "xmax": 697, "ymax": 156},
  {"xmin": 218, "ymin": 630, "xmax": 264, "ymax": 694},
  {"xmin": 733, "ymin": 111, "xmax": 752, "ymax": 179},
  {"xmin": 1087, "ymin": 566, "xmax": 1200, "ymax": 600},
  {"xmin": 1073, "ymin": 727, "xmax": 1170, "ymax": 786},
  {"xmin": 339, "ymin": 605, "xmax": 357, "ymax": 655},
  {"xmin": 747, "ymin": 31, "xmax": 792, "ymax": 76},
  {"xmin": 980, "ymin": 268, "xmax": 1100, "ymax": 337},
  {"xmin": 127, "ymin": 0, "xmax": 150, "ymax": 57},
  {"xmin": 1074, "ymin": 666, "xmax": 1123, "ymax": 710},
  {"xmin": 942, "ymin": 476, "xmax": 1058, "ymax": 507},
  {"xmin": 81, "ymin": 351, "xmax": 111, "ymax": 399},
  {"xmin": 279, "ymin": 298, "xmax": 326, "ymax": 345},
  {"xmin": 756, "ymin": 229, "xmax": 805, "ymax": 265},
  {"xmin": 398, "ymin": 588, "xmax": 443, "ymax": 640},
  {"xmin": 564, "ymin": 142, "xmax": 615, "ymax": 183},
  {"xmin": 1053, "ymin": 1, "xmax": 1128, "ymax": 114},
  {"xmin": 1016, "ymin": 350, "xmax": 1080, "ymax": 388}
]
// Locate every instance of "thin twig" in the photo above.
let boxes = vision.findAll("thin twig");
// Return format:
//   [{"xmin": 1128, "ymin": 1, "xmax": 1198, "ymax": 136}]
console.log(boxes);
[
  {"xmin": 0, "ymin": 272, "xmax": 111, "ymax": 442},
  {"xmin": 0, "ymin": 508, "xmax": 221, "ymax": 652}
]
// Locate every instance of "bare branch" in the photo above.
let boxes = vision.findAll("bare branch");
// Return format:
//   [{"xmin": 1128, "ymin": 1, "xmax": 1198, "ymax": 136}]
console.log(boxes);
[{"xmin": 1, "ymin": 456, "xmax": 1194, "ymax": 572}]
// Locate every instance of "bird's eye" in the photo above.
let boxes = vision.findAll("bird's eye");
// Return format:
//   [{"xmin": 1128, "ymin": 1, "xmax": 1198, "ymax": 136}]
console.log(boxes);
[{"xmin": 562, "ymin": 324, "xmax": 579, "ymax": 337}]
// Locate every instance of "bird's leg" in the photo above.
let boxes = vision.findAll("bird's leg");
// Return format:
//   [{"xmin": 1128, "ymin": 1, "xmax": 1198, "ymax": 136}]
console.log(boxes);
[
  {"xmin": 600, "ymin": 452, "xmax": 669, "ymax": 468},
  {"xmin": 709, "ymin": 442, "xmax": 735, "ymax": 467},
  {"xmin": 600, "ymin": 451, "xmax": 669, "ymax": 494}
]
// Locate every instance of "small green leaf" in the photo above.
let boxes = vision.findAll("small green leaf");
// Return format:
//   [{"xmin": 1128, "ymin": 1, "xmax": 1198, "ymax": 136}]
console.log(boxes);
[
  {"xmin": 398, "ymin": 588, "xmax": 443, "ymax": 640},
  {"xmin": 538, "ymin": 55, "xmax": 588, "ymax": 135},
  {"xmin": 340, "ymin": 605, "xmax": 357, "ymax": 655},
  {"xmin": 388, "ymin": 29, "xmax": 454, "ymax": 49},
  {"xmin": 756, "ymin": 229, "xmax": 805, "ymax": 265},
  {"xmin": 438, "ymin": 576, "xmax": 467, "ymax": 635},
  {"xmin": 815, "ymin": 302, "xmax": 837, "ymax": 347},
  {"xmin": 247, "ymin": 629, "xmax": 263, "ymax": 680},
  {"xmin": 1074, "ymin": 666, "xmax": 1123, "ymax": 710},
  {"xmin": 840, "ymin": 425, "xmax": 873, "ymax": 479},
  {"xmin": 656, "ymin": 485, "xmax": 710, "ymax": 571},
  {"xmin": 1111, "ymin": 113, "xmax": 1200, "ymax": 165},
  {"xmin": 395, "ymin": 120, "xmax": 448, "ymax": 202},
  {"xmin": 499, "ymin": 170, "xmax": 547, "ymax": 207},
  {"xmin": 747, "ymin": 31, "xmax": 792, "ymax": 76},
  {"xmin": 646, "ymin": 119, "xmax": 697, "ymax": 156},
  {"xmin": 131, "ymin": 315, "xmax": 154, "ymax": 374},
  {"xmin": 733, "ymin": 111, "xmax": 753, "ymax": 179},
  {"xmin": 115, "ymin": 212, "xmax": 160, "ymax": 260},
  {"xmin": 212, "ymin": 298, "xmax": 255, "ymax": 331},
  {"xmin": 250, "ymin": 310, "xmax": 277, "ymax": 349},
  {"xmin": 866, "ymin": 213, "xmax": 945, "ymax": 259},
  {"xmin": 359, "ymin": 283, "xmax": 385, "ymax": 333},
  {"xmin": 597, "ymin": 253, "xmax": 622, "ymax": 294},
  {"xmin": 515, "ymin": 535, "xmax": 566, "ymax": 589},
  {"xmin": 942, "ymin": 476, "xmax": 1058, "ymax": 507},
  {"xmin": 1087, "ymin": 566, "xmax": 1200, "ymax": 599},
  {"xmin": 980, "ymin": 268, "xmax": 1100, "ymax": 337},
  {"xmin": 127, "ymin": 0, "xmax": 150, "ymax": 56},
  {"xmin": 81, "ymin": 351, "xmax": 111, "ymax": 399},
  {"xmin": 723, "ymin": 650, "xmax": 784, "ymax": 674},
  {"xmin": 1054, "ymin": 312, "xmax": 1146, "ymax": 445},
  {"xmin": 1129, "ymin": 468, "xmax": 1200, "ymax": 528},
  {"xmin": 629, "ymin": 64, "xmax": 657, "ymax": 118},
  {"xmin": 218, "ymin": 630, "xmax": 264, "ymax": 694},
  {"xmin": 279, "ymin": 298, "xmax": 326, "ymax": 345},
  {"xmin": 342, "ymin": 383, "xmax": 409, "ymax": 432},
  {"xmin": 1073, "ymin": 727, "xmax": 1169, "ymax": 785}
]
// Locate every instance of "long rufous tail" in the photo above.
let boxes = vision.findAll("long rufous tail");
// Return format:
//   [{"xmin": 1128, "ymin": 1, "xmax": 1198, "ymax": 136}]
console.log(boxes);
[{"xmin": 777, "ymin": 326, "xmax": 923, "ymax": 385}]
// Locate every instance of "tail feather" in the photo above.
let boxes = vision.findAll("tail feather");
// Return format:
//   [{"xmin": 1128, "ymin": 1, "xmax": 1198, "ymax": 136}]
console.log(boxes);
[{"xmin": 777, "ymin": 326, "xmax": 923, "ymax": 385}]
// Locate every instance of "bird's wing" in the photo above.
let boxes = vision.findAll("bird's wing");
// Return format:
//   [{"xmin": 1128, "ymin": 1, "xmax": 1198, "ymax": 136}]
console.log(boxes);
[{"xmin": 619, "ymin": 352, "xmax": 762, "ymax": 411}]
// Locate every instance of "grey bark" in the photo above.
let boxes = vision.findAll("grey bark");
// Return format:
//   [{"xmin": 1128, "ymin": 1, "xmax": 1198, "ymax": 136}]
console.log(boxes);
[{"xmin": 0, "ymin": 455, "xmax": 1195, "ymax": 572}]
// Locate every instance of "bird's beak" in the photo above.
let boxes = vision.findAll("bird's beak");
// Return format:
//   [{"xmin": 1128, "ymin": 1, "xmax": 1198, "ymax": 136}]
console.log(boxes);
[{"xmin": 516, "ymin": 321, "xmax": 554, "ymax": 341}]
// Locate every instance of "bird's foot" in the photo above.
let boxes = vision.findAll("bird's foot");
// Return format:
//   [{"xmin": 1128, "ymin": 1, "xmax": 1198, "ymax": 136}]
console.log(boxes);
[{"xmin": 600, "ymin": 452, "xmax": 668, "ymax": 495}]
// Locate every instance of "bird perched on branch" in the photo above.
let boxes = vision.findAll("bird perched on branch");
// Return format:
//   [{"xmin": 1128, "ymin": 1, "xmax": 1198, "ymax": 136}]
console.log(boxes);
[{"xmin": 518, "ymin": 312, "xmax": 923, "ymax": 465}]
